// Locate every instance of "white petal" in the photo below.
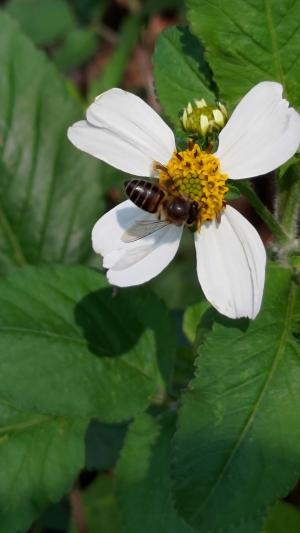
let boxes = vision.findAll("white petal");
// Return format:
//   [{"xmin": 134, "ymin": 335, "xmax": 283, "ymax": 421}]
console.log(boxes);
[
  {"xmin": 195, "ymin": 206, "xmax": 266, "ymax": 319},
  {"xmin": 215, "ymin": 82, "xmax": 300, "ymax": 180},
  {"xmin": 68, "ymin": 88, "xmax": 175, "ymax": 176},
  {"xmin": 92, "ymin": 200, "xmax": 182, "ymax": 287}
]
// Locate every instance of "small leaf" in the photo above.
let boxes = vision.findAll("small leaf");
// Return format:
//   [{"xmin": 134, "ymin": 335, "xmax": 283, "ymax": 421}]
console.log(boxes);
[
  {"xmin": 153, "ymin": 26, "xmax": 215, "ymax": 130},
  {"xmin": 0, "ymin": 12, "xmax": 103, "ymax": 275},
  {"xmin": 0, "ymin": 265, "xmax": 176, "ymax": 422},
  {"xmin": 183, "ymin": 300, "xmax": 210, "ymax": 343},
  {"xmin": 226, "ymin": 183, "xmax": 241, "ymax": 201},
  {"xmin": 6, "ymin": 0, "xmax": 75, "ymax": 45},
  {"xmin": 186, "ymin": 0, "xmax": 300, "ymax": 108},
  {"xmin": 172, "ymin": 263, "xmax": 300, "ymax": 531},
  {"xmin": 116, "ymin": 413, "xmax": 193, "ymax": 533}
]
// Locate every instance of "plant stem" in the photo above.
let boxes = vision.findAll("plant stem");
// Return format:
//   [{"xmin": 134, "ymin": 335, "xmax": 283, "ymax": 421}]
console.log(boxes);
[
  {"xmin": 278, "ymin": 164, "xmax": 300, "ymax": 238},
  {"xmin": 235, "ymin": 180, "xmax": 290, "ymax": 245}
]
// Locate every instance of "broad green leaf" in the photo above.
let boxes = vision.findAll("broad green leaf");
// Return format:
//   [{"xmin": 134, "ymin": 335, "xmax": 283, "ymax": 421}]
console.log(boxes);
[
  {"xmin": 229, "ymin": 519, "xmax": 264, "ymax": 533},
  {"xmin": 0, "ymin": 265, "xmax": 175, "ymax": 422},
  {"xmin": 68, "ymin": 475, "xmax": 121, "ymax": 533},
  {"xmin": 186, "ymin": 0, "xmax": 300, "ymax": 108},
  {"xmin": 0, "ymin": 12, "xmax": 103, "ymax": 275},
  {"xmin": 264, "ymin": 501, "xmax": 300, "ymax": 533},
  {"xmin": 6, "ymin": 0, "xmax": 75, "ymax": 45},
  {"xmin": 183, "ymin": 300, "xmax": 210, "ymax": 343},
  {"xmin": 0, "ymin": 400, "xmax": 86, "ymax": 532},
  {"xmin": 150, "ymin": 230, "xmax": 201, "ymax": 310},
  {"xmin": 116, "ymin": 413, "xmax": 193, "ymax": 533},
  {"xmin": 54, "ymin": 28, "xmax": 99, "ymax": 72},
  {"xmin": 153, "ymin": 26, "xmax": 215, "ymax": 130},
  {"xmin": 88, "ymin": 15, "xmax": 142, "ymax": 102},
  {"xmin": 85, "ymin": 420, "xmax": 127, "ymax": 471},
  {"xmin": 172, "ymin": 264, "xmax": 300, "ymax": 531}
]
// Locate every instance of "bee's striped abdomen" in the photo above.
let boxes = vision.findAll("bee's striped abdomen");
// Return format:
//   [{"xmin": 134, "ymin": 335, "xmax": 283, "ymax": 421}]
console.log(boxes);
[{"xmin": 124, "ymin": 180, "xmax": 165, "ymax": 213}]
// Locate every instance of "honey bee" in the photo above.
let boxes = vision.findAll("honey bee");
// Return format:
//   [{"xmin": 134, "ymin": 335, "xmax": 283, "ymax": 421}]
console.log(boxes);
[{"xmin": 122, "ymin": 179, "xmax": 199, "ymax": 242}]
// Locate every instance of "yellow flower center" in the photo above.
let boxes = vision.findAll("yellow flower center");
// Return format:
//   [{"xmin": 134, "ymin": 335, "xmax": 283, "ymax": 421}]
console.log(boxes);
[{"xmin": 158, "ymin": 143, "xmax": 228, "ymax": 227}]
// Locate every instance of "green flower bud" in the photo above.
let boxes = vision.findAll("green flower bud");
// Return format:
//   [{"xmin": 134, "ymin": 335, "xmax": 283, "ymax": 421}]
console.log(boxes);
[{"xmin": 181, "ymin": 99, "xmax": 228, "ymax": 137}]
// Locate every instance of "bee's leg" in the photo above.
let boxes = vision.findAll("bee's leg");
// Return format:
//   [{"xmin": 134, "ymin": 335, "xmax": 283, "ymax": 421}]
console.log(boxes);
[{"xmin": 153, "ymin": 161, "xmax": 168, "ymax": 174}]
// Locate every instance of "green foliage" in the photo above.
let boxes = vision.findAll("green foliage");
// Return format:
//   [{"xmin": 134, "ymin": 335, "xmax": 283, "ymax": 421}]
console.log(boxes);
[
  {"xmin": 153, "ymin": 26, "xmax": 214, "ymax": 131},
  {"xmin": 6, "ymin": 0, "xmax": 75, "ymax": 46},
  {"xmin": 85, "ymin": 421, "xmax": 127, "ymax": 471},
  {"xmin": 264, "ymin": 501, "xmax": 300, "ymax": 533},
  {"xmin": 186, "ymin": 0, "xmax": 300, "ymax": 108},
  {"xmin": 88, "ymin": 15, "xmax": 142, "ymax": 102},
  {"xmin": 116, "ymin": 413, "xmax": 192, "ymax": 533},
  {"xmin": 0, "ymin": 405, "xmax": 86, "ymax": 532},
  {"xmin": 172, "ymin": 264, "xmax": 300, "ymax": 531},
  {"xmin": 183, "ymin": 300, "xmax": 210, "ymax": 343},
  {"xmin": 0, "ymin": 265, "xmax": 175, "ymax": 423},
  {"xmin": 0, "ymin": 12, "xmax": 104, "ymax": 275},
  {"xmin": 226, "ymin": 183, "xmax": 241, "ymax": 201},
  {"xmin": 68, "ymin": 475, "xmax": 121, "ymax": 533},
  {"xmin": 143, "ymin": 0, "xmax": 183, "ymax": 14},
  {"xmin": 150, "ymin": 230, "xmax": 201, "ymax": 309},
  {"xmin": 54, "ymin": 28, "xmax": 99, "ymax": 71}
]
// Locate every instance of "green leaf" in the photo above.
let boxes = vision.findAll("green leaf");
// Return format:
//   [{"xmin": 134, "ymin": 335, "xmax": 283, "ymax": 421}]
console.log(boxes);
[
  {"xmin": 150, "ymin": 230, "xmax": 201, "ymax": 310},
  {"xmin": 277, "ymin": 154, "xmax": 300, "ymax": 182},
  {"xmin": 6, "ymin": 0, "xmax": 75, "ymax": 46},
  {"xmin": 0, "ymin": 402, "xmax": 86, "ymax": 532},
  {"xmin": 54, "ymin": 28, "xmax": 99, "ymax": 72},
  {"xmin": 172, "ymin": 347, "xmax": 196, "ymax": 396},
  {"xmin": 226, "ymin": 183, "xmax": 241, "ymax": 201},
  {"xmin": 0, "ymin": 12, "xmax": 103, "ymax": 275},
  {"xmin": 116, "ymin": 413, "xmax": 193, "ymax": 533},
  {"xmin": 183, "ymin": 300, "xmax": 210, "ymax": 343},
  {"xmin": 229, "ymin": 519, "xmax": 264, "ymax": 533},
  {"xmin": 88, "ymin": 14, "xmax": 142, "ymax": 102},
  {"xmin": 153, "ymin": 26, "xmax": 215, "ymax": 130},
  {"xmin": 172, "ymin": 263, "xmax": 300, "ymax": 531},
  {"xmin": 0, "ymin": 265, "xmax": 175, "ymax": 422},
  {"xmin": 68, "ymin": 475, "xmax": 121, "ymax": 533},
  {"xmin": 85, "ymin": 420, "xmax": 127, "ymax": 471},
  {"xmin": 186, "ymin": 0, "xmax": 300, "ymax": 108},
  {"xmin": 264, "ymin": 501, "xmax": 300, "ymax": 533}
]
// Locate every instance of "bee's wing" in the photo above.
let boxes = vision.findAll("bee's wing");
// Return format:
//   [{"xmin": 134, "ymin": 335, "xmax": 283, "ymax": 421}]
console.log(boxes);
[{"xmin": 121, "ymin": 219, "xmax": 171, "ymax": 243}]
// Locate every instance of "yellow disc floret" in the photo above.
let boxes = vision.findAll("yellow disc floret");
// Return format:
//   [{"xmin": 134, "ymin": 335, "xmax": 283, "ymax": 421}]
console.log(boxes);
[{"xmin": 158, "ymin": 143, "xmax": 228, "ymax": 227}]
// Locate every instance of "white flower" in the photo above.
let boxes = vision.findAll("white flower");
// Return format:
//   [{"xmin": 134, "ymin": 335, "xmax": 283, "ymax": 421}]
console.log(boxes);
[{"xmin": 68, "ymin": 82, "xmax": 300, "ymax": 319}]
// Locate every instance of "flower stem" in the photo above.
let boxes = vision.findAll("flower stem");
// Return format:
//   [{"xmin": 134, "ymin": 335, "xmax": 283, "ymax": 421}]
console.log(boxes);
[
  {"xmin": 277, "ymin": 164, "xmax": 300, "ymax": 239},
  {"xmin": 235, "ymin": 180, "xmax": 290, "ymax": 245}
]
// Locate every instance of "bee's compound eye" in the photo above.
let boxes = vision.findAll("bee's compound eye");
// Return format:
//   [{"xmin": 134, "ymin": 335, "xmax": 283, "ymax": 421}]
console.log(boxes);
[{"xmin": 167, "ymin": 198, "xmax": 190, "ymax": 221}]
